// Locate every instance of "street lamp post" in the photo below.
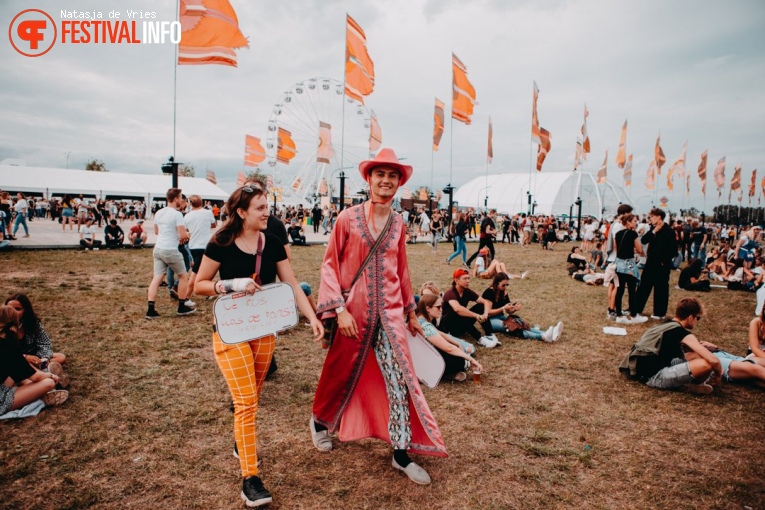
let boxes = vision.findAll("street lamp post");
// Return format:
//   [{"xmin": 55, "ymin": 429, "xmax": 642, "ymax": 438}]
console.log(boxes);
[
  {"xmin": 575, "ymin": 197, "xmax": 583, "ymax": 239},
  {"xmin": 527, "ymin": 191, "xmax": 533, "ymax": 215}
]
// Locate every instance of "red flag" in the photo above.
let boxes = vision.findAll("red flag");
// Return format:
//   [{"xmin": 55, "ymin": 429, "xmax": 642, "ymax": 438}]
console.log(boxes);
[
  {"xmin": 581, "ymin": 104, "xmax": 590, "ymax": 158},
  {"xmin": 698, "ymin": 150, "xmax": 708, "ymax": 197},
  {"xmin": 317, "ymin": 122, "xmax": 334, "ymax": 164},
  {"xmin": 761, "ymin": 176, "xmax": 765, "ymax": 200},
  {"xmin": 452, "ymin": 53, "xmax": 476, "ymax": 125},
  {"xmin": 623, "ymin": 154, "xmax": 633, "ymax": 187},
  {"xmin": 433, "ymin": 98, "xmax": 445, "ymax": 151},
  {"xmin": 369, "ymin": 110, "xmax": 382, "ymax": 154},
  {"xmin": 345, "ymin": 15, "xmax": 375, "ymax": 104},
  {"xmin": 536, "ymin": 127, "xmax": 551, "ymax": 171},
  {"xmin": 487, "ymin": 117, "xmax": 493, "ymax": 164},
  {"xmin": 178, "ymin": 0, "xmax": 249, "ymax": 67},
  {"xmin": 276, "ymin": 128, "xmax": 297, "ymax": 164},
  {"xmin": 244, "ymin": 135, "xmax": 266, "ymax": 167},
  {"xmin": 236, "ymin": 171, "xmax": 246, "ymax": 187},
  {"xmin": 655, "ymin": 135, "xmax": 666, "ymax": 173},
  {"xmin": 597, "ymin": 150, "xmax": 608, "ymax": 184},
  {"xmin": 616, "ymin": 120, "xmax": 627, "ymax": 169}
]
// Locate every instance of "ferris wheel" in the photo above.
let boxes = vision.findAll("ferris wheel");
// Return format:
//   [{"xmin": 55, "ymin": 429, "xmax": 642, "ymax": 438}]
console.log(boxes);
[{"xmin": 265, "ymin": 77, "xmax": 375, "ymax": 202}]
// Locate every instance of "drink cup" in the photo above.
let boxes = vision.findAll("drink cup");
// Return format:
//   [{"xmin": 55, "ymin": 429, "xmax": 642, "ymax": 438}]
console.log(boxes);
[{"xmin": 472, "ymin": 369, "xmax": 481, "ymax": 384}]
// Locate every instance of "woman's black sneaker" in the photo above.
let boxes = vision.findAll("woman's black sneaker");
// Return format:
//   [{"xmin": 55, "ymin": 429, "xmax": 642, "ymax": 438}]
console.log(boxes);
[{"xmin": 241, "ymin": 476, "xmax": 272, "ymax": 507}]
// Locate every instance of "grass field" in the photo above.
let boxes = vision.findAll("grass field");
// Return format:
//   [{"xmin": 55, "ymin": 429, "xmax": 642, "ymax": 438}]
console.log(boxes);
[{"xmin": 1, "ymin": 242, "xmax": 763, "ymax": 509}]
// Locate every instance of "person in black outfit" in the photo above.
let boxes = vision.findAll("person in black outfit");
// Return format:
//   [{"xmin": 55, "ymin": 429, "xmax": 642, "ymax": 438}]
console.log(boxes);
[
  {"xmin": 104, "ymin": 219, "xmax": 125, "ymax": 249},
  {"xmin": 311, "ymin": 204, "xmax": 322, "ymax": 234},
  {"xmin": 633, "ymin": 208, "xmax": 678, "ymax": 319},
  {"xmin": 679, "ymin": 258, "xmax": 711, "ymax": 291},
  {"xmin": 500, "ymin": 214, "xmax": 511, "ymax": 243},
  {"xmin": 613, "ymin": 213, "xmax": 646, "ymax": 323},
  {"xmin": 466, "ymin": 209, "xmax": 498, "ymax": 267},
  {"xmin": 287, "ymin": 220, "xmax": 307, "ymax": 246}
]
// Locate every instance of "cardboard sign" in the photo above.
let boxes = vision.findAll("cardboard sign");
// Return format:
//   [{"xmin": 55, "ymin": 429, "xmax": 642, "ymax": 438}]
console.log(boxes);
[
  {"xmin": 213, "ymin": 283, "xmax": 299, "ymax": 345},
  {"xmin": 405, "ymin": 330, "xmax": 445, "ymax": 389}
]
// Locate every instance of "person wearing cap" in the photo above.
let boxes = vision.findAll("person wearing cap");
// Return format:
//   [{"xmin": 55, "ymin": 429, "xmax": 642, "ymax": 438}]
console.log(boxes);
[
  {"xmin": 129, "ymin": 219, "xmax": 148, "ymax": 247},
  {"xmin": 310, "ymin": 148, "xmax": 447, "ymax": 485},
  {"xmin": 438, "ymin": 268, "xmax": 499, "ymax": 348}
]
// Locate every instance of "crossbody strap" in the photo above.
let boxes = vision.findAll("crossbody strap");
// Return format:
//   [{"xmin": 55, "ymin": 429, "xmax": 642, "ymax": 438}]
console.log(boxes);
[
  {"xmin": 254, "ymin": 232, "xmax": 264, "ymax": 285},
  {"xmin": 342, "ymin": 211, "xmax": 394, "ymax": 294}
]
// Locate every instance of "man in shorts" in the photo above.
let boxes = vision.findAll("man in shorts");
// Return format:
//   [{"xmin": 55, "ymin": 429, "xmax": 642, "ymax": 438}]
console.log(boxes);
[
  {"xmin": 620, "ymin": 297, "xmax": 721, "ymax": 394},
  {"xmin": 145, "ymin": 188, "xmax": 195, "ymax": 319}
]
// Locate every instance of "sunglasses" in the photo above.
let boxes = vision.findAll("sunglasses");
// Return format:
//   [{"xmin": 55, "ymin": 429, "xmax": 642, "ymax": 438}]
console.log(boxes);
[
  {"xmin": 241, "ymin": 184, "xmax": 264, "ymax": 194},
  {"xmin": 431, "ymin": 305, "xmax": 442, "ymax": 309}
]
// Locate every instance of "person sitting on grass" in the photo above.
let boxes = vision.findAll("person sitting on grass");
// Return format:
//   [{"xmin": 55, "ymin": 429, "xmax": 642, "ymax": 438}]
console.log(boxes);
[
  {"xmin": 480, "ymin": 273, "xmax": 562, "ymax": 343},
  {"xmin": 129, "ymin": 219, "xmax": 148, "ymax": 247},
  {"xmin": 619, "ymin": 297, "xmax": 722, "ymax": 395},
  {"xmin": 590, "ymin": 242, "xmax": 605, "ymax": 270},
  {"xmin": 287, "ymin": 220, "xmax": 307, "ymax": 246},
  {"xmin": 727, "ymin": 258, "xmax": 756, "ymax": 292},
  {"xmin": 705, "ymin": 247, "xmax": 732, "ymax": 281},
  {"xmin": 567, "ymin": 246, "xmax": 590, "ymax": 275},
  {"xmin": 416, "ymin": 294, "xmax": 483, "ymax": 382},
  {"xmin": 472, "ymin": 247, "xmax": 528, "ymax": 280},
  {"xmin": 438, "ymin": 268, "xmax": 498, "ymax": 348},
  {"xmin": 0, "ymin": 305, "xmax": 68, "ymax": 415},
  {"xmin": 78, "ymin": 217, "xmax": 102, "ymax": 250},
  {"xmin": 5, "ymin": 293, "xmax": 69, "ymax": 388},
  {"xmin": 104, "ymin": 219, "xmax": 125, "ymax": 249},
  {"xmin": 678, "ymin": 258, "xmax": 711, "ymax": 292}
]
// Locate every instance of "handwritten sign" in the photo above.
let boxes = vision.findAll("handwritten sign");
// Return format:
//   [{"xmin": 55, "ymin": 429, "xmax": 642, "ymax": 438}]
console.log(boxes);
[{"xmin": 213, "ymin": 283, "xmax": 299, "ymax": 345}]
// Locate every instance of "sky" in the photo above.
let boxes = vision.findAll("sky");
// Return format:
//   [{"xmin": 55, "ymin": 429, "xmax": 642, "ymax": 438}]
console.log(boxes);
[{"xmin": 1, "ymin": 0, "xmax": 764, "ymax": 214}]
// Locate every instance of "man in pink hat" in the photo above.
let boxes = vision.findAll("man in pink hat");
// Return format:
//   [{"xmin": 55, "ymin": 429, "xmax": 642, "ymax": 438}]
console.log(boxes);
[{"xmin": 310, "ymin": 148, "xmax": 447, "ymax": 485}]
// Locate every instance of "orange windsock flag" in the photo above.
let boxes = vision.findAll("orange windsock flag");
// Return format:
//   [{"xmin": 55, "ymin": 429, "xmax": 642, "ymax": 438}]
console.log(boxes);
[
  {"xmin": 597, "ymin": 150, "xmax": 608, "ymax": 184},
  {"xmin": 750, "ymin": 169, "xmax": 757, "ymax": 198},
  {"xmin": 731, "ymin": 164, "xmax": 742, "ymax": 192},
  {"xmin": 655, "ymin": 135, "xmax": 666, "ymax": 174},
  {"xmin": 236, "ymin": 171, "xmax": 246, "ymax": 187},
  {"xmin": 433, "ymin": 98, "xmax": 445, "ymax": 151},
  {"xmin": 536, "ymin": 127, "xmax": 551, "ymax": 171},
  {"xmin": 646, "ymin": 160, "xmax": 656, "ymax": 190},
  {"xmin": 616, "ymin": 120, "xmax": 628, "ymax": 169},
  {"xmin": 623, "ymin": 154, "xmax": 633, "ymax": 187},
  {"xmin": 244, "ymin": 135, "xmax": 266, "ymax": 167},
  {"xmin": 178, "ymin": 0, "xmax": 249, "ymax": 67},
  {"xmin": 487, "ymin": 117, "xmax": 493, "ymax": 164},
  {"xmin": 698, "ymin": 150, "xmax": 708, "ymax": 197},
  {"xmin": 581, "ymin": 104, "xmax": 590, "ymax": 157},
  {"xmin": 531, "ymin": 81, "xmax": 541, "ymax": 143},
  {"xmin": 276, "ymin": 128, "xmax": 297, "ymax": 165},
  {"xmin": 714, "ymin": 156, "xmax": 726, "ymax": 197},
  {"xmin": 345, "ymin": 15, "xmax": 375, "ymax": 104},
  {"xmin": 452, "ymin": 53, "xmax": 476, "ymax": 125},
  {"xmin": 369, "ymin": 110, "xmax": 382, "ymax": 154},
  {"xmin": 317, "ymin": 122, "xmax": 334, "ymax": 164}
]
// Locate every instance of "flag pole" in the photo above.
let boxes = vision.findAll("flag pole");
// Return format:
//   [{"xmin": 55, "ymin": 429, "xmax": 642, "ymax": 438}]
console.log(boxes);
[
  {"xmin": 173, "ymin": 0, "xmax": 179, "ymax": 161},
  {"xmin": 340, "ymin": 14, "xmax": 348, "ymax": 183}
]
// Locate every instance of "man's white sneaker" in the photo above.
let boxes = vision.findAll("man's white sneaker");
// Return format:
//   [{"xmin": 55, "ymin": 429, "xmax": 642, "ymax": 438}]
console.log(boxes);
[
  {"xmin": 630, "ymin": 314, "xmax": 648, "ymax": 324},
  {"xmin": 552, "ymin": 321, "xmax": 563, "ymax": 342},
  {"xmin": 616, "ymin": 315, "xmax": 633, "ymax": 324},
  {"xmin": 542, "ymin": 326, "xmax": 555, "ymax": 343},
  {"xmin": 478, "ymin": 336, "xmax": 497, "ymax": 348},
  {"xmin": 488, "ymin": 333, "xmax": 501, "ymax": 346},
  {"xmin": 184, "ymin": 299, "xmax": 197, "ymax": 308}
]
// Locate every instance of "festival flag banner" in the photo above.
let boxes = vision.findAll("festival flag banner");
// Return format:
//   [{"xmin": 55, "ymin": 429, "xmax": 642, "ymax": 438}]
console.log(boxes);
[
  {"xmin": 206, "ymin": 169, "xmax": 217, "ymax": 185},
  {"xmin": 597, "ymin": 150, "xmax": 608, "ymax": 183},
  {"xmin": 452, "ymin": 53, "xmax": 476, "ymax": 125},
  {"xmin": 433, "ymin": 98, "xmax": 445, "ymax": 151},
  {"xmin": 236, "ymin": 171, "xmax": 246, "ymax": 187},
  {"xmin": 317, "ymin": 122, "xmax": 334, "ymax": 164},
  {"xmin": 276, "ymin": 128, "xmax": 297, "ymax": 164},
  {"xmin": 646, "ymin": 161, "xmax": 656, "ymax": 190},
  {"xmin": 345, "ymin": 15, "xmax": 375, "ymax": 104},
  {"xmin": 581, "ymin": 104, "xmax": 590, "ymax": 158},
  {"xmin": 531, "ymin": 81, "xmax": 541, "ymax": 143},
  {"xmin": 244, "ymin": 135, "xmax": 266, "ymax": 167},
  {"xmin": 536, "ymin": 127, "xmax": 551, "ymax": 171},
  {"xmin": 573, "ymin": 138, "xmax": 584, "ymax": 172},
  {"xmin": 624, "ymin": 154, "xmax": 633, "ymax": 186},
  {"xmin": 731, "ymin": 163, "xmax": 742, "ymax": 192},
  {"xmin": 616, "ymin": 120, "xmax": 628, "ymax": 169},
  {"xmin": 667, "ymin": 166, "xmax": 674, "ymax": 192},
  {"xmin": 487, "ymin": 117, "xmax": 493, "ymax": 164},
  {"xmin": 698, "ymin": 150, "xmax": 708, "ymax": 197},
  {"xmin": 761, "ymin": 176, "xmax": 765, "ymax": 200},
  {"xmin": 655, "ymin": 135, "xmax": 666, "ymax": 174},
  {"xmin": 714, "ymin": 156, "xmax": 726, "ymax": 197},
  {"xmin": 369, "ymin": 110, "xmax": 382, "ymax": 154},
  {"xmin": 750, "ymin": 169, "xmax": 757, "ymax": 198},
  {"xmin": 668, "ymin": 141, "xmax": 687, "ymax": 179},
  {"xmin": 178, "ymin": 0, "xmax": 249, "ymax": 67}
]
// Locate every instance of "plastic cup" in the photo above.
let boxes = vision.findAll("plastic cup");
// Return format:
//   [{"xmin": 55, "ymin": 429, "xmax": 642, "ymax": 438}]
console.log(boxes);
[{"xmin": 472, "ymin": 369, "xmax": 481, "ymax": 384}]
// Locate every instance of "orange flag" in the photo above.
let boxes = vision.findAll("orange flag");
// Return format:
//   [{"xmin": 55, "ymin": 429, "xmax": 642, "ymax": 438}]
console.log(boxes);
[
  {"xmin": 244, "ymin": 135, "xmax": 266, "ymax": 167},
  {"xmin": 646, "ymin": 161, "xmax": 656, "ymax": 190},
  {"xmin": 698, "ymin": 150, "xmax": 708, "ymax": 197},
  {"xmin": 623, "ymin": 154, "xmax": 633, "ymax": 187},
  {"xmin": 531, "ymin": 81, "xmax": 541, "ymax": 143},
  {"xmin": 655, "ymin": 135, "xmax": 666, "ymax": 174},
  {"xmin": 536, "ymin": 127, "xmax": 551, "ymax": 171},
  {"xmin": 616, "ymin": 120, "xmax": 628, "ymax": 169},
  {"xmin": 597, "ymin": 150, "xmax": 608, "ymax": 184},
  {"xmin": 573, "ymin": 138, "xmax": 584, "ymax": 172},
  {"xmin": 667, "ymin": 166, "xmax": 674, "ymax": 192},
  {"xmin": 761, "ymin": 176, "xmax": 765, "ymax": 200},
  {"xmin": 369, "ymin": 110, "xmax": 382, "ymax": 154},
  {"xmin": 433, "ymin": 98, "xmax": 445, "ymax": 151},
  {"xmin": 206, "ymin": 169, "xmax": 217, "ymax": 185},
  {"xmin": 750, "ymin": 169, "xmax": 757, "ymax": 198},
  {"xmin": 581, "ymin": 104, "xmax": 590, "ymax": 158},
  {"xmin": 236, "ymin": 171, "xmax": 246, "ymax": 186},
  {"xmin": 345, "ymin": 15, "xmax": 375, "ymax": 104},
  {"xmin": 668, "ymin": 141, "xmax": 687, "ymax": 180},
  {"xmin": 487, "ymin": 117, "xmax": 493, "ymax": 164},
  {"xmin": 731, "ymin": 164, "xmax": 742, "ymax": 192},
  {"xmin": 276, "ymin": 128, "xmax": 297, "ymax": 164},
  {"xmin": 178, "ymin": 0, "xmax": 249, "ymax": 67},
  {"xmin": 714, "ymin": 156, "xmax": 726, "ymax": 197},
  {"xmin": 317, "ymin": 122, "xmax": 334, "ymax": 164},
  {"xmin": 452, "ymin": 53, "xmax": 476, "ymax": 125}
]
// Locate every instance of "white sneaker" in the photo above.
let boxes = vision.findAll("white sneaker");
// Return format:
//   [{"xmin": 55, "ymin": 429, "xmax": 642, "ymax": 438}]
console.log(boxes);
[
  {"xmin": 630, "ymin": 314, "xmax": 648, "ymax": 324},
  {"xmin": 650, "ymin": 315, "xmax": 664, "ymax": 321},
  {"xmin": 521, "ymin": 270, "xmax": 530, "ymax": 279},
  {"xmin": 616, "ymin": 315, "xmax": 633, "ymax": 324},
  {"xmin": 553, "ymin": 321, "xmax": 563, "ymax": 342},
  {"xmin": 542, "ymin": 327, "xmax": 554, "ymax": 342},
  {"xmin": 489, "ymin": 333, "xmax": 501, "ymax": 346},
  {"xmin": 478, "ymin": 336, "xmax": 497, "ymax": 348},
  {"xmin": 184, "ymin": 299, "xmax": 197, "ymax": 308}
]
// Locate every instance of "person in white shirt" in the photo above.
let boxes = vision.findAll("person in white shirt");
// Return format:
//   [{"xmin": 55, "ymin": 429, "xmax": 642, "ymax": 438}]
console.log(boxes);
[
  {"xmin": 12, "ymin": 193, "xmax": 30, "ymax": 237},
  {"xmin": 418, "ymin": 209, "xmax": 430, "ymax": 238},
  {"xmin": 78, "ymin": 218, "xmax": 102, "ymax": 250},
  {"xmin": 184, "ymin": 195, "xmax": 217, "ymax": 296},
  {"xmin": 146, "ymin": 188, "xmax": 195, "ymax": 319}
]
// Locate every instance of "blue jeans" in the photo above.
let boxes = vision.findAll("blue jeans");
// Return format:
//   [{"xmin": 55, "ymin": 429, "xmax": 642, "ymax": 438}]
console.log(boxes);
[
  {"xmin": 488, "ymin": 316, "xmax": 508, "ymax": 334},
  {"xmin": 690, "ymin": 243, "xmax": 706, "ymax": 263},
  {"xmin": 522, "ymin": 327, "xmax": 545, "ymax": 340},
  {"xmin": 447, "ymin": 236, "xmax": 467, "ymax": 263},
  {"xmin": 13, "ymin": 213, "xmax": 28, "ymax": 235}
]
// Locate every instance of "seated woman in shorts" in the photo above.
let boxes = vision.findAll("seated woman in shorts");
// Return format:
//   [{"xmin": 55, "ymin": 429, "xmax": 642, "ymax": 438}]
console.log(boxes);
[
  {"xmin": 472, "ymin": 248, "xmax": 527, "ymax": 280},
  {"xmin": 685, "ymin": 340, "xmax": 765, "ymax": 389},
  {"xmin": 705, "ymin": 248, "xmax": 731, "ymax": 281},
  {"xmin": 416, "ymin": 294, "xmax": 482, "ymax": 382},
  {"xmin": 678, "ymin": 258, "xmax": 711, "ymax": 292}
]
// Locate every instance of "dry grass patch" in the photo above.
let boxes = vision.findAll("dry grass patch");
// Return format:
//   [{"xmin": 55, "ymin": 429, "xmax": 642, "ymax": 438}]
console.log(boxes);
[{"xmin": 1, "ymin": 242, "xmax": 763, "ymax": 509}]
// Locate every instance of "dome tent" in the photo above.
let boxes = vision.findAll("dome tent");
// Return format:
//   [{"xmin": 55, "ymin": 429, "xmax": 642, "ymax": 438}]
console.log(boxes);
[{"xmin": 452, "ymin": 172, "xmax": 632, "ymax": 219}]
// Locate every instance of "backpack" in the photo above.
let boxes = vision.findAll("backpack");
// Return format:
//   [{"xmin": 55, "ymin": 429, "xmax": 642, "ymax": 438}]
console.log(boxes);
[{"xmin": 618, "ymin": 322, "xmax": 682, "ymax": 379}]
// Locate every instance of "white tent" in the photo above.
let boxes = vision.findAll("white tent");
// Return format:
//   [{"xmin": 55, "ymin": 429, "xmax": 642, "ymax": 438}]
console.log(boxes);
[
  {"xmin": 0, "ymin": 165, "xmax": 230, "ymax": 202},
  {"xmin": 452, "ymin": 172, "xmax": 632, "ymax": 219}
]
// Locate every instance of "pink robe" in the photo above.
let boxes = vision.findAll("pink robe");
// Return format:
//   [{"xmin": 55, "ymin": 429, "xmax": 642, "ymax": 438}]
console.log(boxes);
[{"xmin": 313, "ymin": 204, "xmax": 447, "ymax": 457}]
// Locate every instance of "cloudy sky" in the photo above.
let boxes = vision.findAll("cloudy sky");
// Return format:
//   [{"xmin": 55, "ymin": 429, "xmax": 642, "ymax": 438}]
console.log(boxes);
[{"xmin": 1, "ymin": 0, "xmax": 764, "ymax": 212}]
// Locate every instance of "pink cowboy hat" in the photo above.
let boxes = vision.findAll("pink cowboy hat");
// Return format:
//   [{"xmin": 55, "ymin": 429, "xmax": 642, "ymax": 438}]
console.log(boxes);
[{"xmin": 358, "ymin": 148, "xmax": 413, "ymax": 186}]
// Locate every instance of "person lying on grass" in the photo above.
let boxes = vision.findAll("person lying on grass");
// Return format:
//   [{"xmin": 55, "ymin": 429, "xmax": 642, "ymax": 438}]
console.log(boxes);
[{"xmin": 685, "ymin": 343, "xmax": 765, "ymax": 389}]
